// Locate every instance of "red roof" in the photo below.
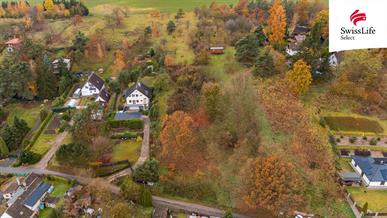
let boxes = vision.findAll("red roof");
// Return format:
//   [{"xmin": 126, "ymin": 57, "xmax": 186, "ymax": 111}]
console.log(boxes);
[{"xmin": 5, "ymin": 38, "xmax": 21, "ymax": 45}]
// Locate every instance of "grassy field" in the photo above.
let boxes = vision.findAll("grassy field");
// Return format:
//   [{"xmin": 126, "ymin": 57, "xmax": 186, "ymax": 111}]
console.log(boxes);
[
  {"xmin": 4, "ymin": 103, "xmax": 41, "ymax": 128},
  {"xmin": 322, "ymin": 112, "xmax": 386, "ymax": 135},
  {"xmin": 15, "ymin": 0, "xmax": 239, "ymax": 12},
  {"xmin": 30, "ymin": 133, "xmax": 56, "ymax": 155},
  {"xmin": 347, "ymin": 187, "xmax": 387, "ymax": 212},
  {"xmin": 112, "ymin": 140, "xmax": 142, "ymax": 163}
]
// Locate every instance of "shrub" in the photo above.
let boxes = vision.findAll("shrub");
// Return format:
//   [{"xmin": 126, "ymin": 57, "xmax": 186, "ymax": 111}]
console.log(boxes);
[
  {"xmin": 110, "ymin": 132, "xmax": 139, "ymax": 140},
  {"xmin": 19, "ymin": 150, "xmax": 42, "ymax": 164},
  {"xmin": 340, "ymin": 135, "xmax": 344, "ymax": 139},
  {"xmin": 369, "ymin": 138, "xmax": 378, "ymax": 145},
  {"xmin": 354, "ymin": 150, "xmax": 371, "ymax": 156},
  {"xmin": 336, "ymin": 138, "xmax": 341, "ymax": 143},
  {"xmin": 133, "ymin": 159, "xmax": 160, "ymax": 183},
  {"xmin": 28, "ymin": 112, "xmax": 53, "ymax": 149},
  {"xmin": 139, "ymin": 187, "xmax": 152, "ymax": 207},
  {"xmin": 377, "ymin": 137, "xmax": 381, "ymax": 141},
  {"xmin": 120, "ymin": 177, "xmax": 141, "ymax": 202},
  {"xmin": 40, "ymin": 108, "xmax": 49, "ymax": 121},
  {"xmin": 349, "ymin": 137, "xmax": 357, "ymax": 144},
  {"xmin": 340, "ymin": 149, "xmax": 350, "ymax": 156},
  {"xmin": 56, "ymin": 143, "xmax": 89, "ymax": 165},
  {"xmin": 363, "ymin": 136, "xmax": 368, "ymax": 140},
  {"xmin": 319, "ymin": 117, "xmax": 326, "ymax": 127}
]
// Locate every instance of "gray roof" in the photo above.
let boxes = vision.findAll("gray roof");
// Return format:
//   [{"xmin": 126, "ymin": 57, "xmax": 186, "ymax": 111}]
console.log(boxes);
[
  {"xmin": 124, "ymin": 82, "xmax": 152, "ymax": 99},
  {"xmin": 352, "ymin": 156, "xmax": 387, "ymax": 182},
  {"xmin": 97, "ymin": 88, "xmax": 110, "ymax": 102},
  {"xmin": 114, "ymin": 112, "xmax": 142, "ymax": 120},
  {"xmin": 292, "ymin": 25, "xmax": 310, "ymax": 36},
  {"xmin": 339, "ymin": 172, "xmax": 361, "ymax": 182},
  {"xmin": 5, "ymin": 174, "xmax": 43, "ymax": 218},
  {"xmin": 87, "ymin": 73, "xmax": 105, "ymax": 90}
]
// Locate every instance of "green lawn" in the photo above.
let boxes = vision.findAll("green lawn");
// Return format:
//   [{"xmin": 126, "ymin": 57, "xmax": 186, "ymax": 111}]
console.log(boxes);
[
  {"xmin": 347, "ymin": 187, "xmax": 387, "ymax": 212},
  {"xmin": 207, "ymin": 47, "xmax": 245, "ymax": 82},
  {"xmin": 322, "ymin": 112, "xmax": 386, "ymax": 135},
  {"xmin": 112, "ymin": 140, "xmax": 142, "ymax": 163},
  {"xmin": 50, "ymin": 182, "xmax": 71, "ymax": 197},
  {"xmin": 38, "ymin": 208, "xmax": 56, "ymax": 218},
  {"xmin": 338, "ymin": 157, "xmax": 354, "ymax": 172},
  {"xmin": 30, "ymin": 134, "xmax": 56, "ymax": 155},
  {"xmin": 5, "ymin": 103, "xmax": 41, "ymax": 128}
]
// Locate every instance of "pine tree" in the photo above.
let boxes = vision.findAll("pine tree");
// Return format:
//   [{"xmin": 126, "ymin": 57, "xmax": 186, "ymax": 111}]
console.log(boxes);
[
  {"xmin": 167, "ymin": 20, "xmax": 176, "ymax": 35},
  {"xmin": 37, "ymin": 62, "xmax": 58, "ymax": 99},
  {"xmin": 254, "ymin": 48, "xmax": 275, "ymax": 77}
]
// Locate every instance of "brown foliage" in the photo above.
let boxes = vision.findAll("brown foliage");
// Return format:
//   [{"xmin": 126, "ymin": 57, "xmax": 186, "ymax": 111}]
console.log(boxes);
[
  {"xmin": 241, "ymin": 155, "xmax": 303, "ymax": 216},
  {"xmin": 257, "ymin": 78, "xmax": 306, "ymax": 133}
]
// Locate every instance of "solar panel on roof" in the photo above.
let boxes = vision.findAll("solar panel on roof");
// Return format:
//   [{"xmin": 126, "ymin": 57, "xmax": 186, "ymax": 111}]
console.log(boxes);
[
  {"xmin": 114, "ymin": 112, "xmax": 142, "ymax": 120},
  {"xmin": 381, "ymin": 169, "xmax": 387, "ymax": 181},
  {"xmin": 24, "ymin": 183, "xmax": 51, "ymax": 207}
]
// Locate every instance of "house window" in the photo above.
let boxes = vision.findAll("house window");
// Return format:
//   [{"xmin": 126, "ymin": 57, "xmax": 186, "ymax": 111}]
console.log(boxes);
[
  {"xmin": 137, "ymin": 100, "xmax": 139, "ymax": 103},
  {"xmin": 381, "ymin": 181, "xmax": 386, "ymax": 186},
  {"xmin": 361, "ymin": 172, "xmax": 364, "ymax": 177},
  {"xmin": 129, "ymin": 100, "xmax": 132, "ymax": 103}
]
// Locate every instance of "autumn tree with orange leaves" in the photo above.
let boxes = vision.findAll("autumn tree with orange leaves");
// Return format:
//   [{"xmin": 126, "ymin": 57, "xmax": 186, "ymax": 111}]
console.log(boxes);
[
  {"xmin": 160, "ymin": 111, "xmax": 197, "ymax": 163},
  {"xmin": 241, "ymin": 156, "xmax": 303, "ymax": 216},
  {"xmin": 268, "ymin": 0, "xmax": 286, "ymax": 45}
]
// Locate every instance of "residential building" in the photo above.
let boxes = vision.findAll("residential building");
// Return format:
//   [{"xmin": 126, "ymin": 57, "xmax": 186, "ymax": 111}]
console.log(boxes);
[
  {"xmin": 95, "ymin": 88, "xmax": 110, "ymax": 106},
  {"xmin": 81, "ymin": 72, "xmax": 105, "ymax": 97},
  {"xmin": 5, "ymin": 38, "xmax": 21, "ymax": 53},
  {"xmin": 286, "ymin": 26, "xmax": 310, "ymax": 56},
  {"xmin": 351, "ymin": 156, "xmax": 387, "ymax": 188},
  {"xmin": 1, "ymin": 174, "xmax": 53, "ymax": 218},
  {"xmin": 52, "ymin": 58, "xmax": 71, "ymax": 73},
  {"xmin": 123, "ymin": 82, "xmax": 152, "ymax": 111}
]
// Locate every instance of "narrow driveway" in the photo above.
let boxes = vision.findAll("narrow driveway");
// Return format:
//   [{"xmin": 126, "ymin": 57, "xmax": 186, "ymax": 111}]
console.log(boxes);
[
  {"xmin": 107, "ymin": 116, "xmax": 150, "ymax": 182},
  {"xmin": 34, "ymin": 131, "xmax": 69, "ymax": 169}
]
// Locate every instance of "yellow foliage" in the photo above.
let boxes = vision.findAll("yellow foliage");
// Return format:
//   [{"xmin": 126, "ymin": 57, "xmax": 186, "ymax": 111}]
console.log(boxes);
[
  {"xmin": 43, "ymin": 0, "xmax": 54, "ymax": 11},
  {"xmin": 286, "ymin": 59, "xmax": 312, "ymax": 95}
]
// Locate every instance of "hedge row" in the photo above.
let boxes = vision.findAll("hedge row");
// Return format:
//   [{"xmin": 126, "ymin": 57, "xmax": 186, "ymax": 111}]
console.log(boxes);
[
  {"xmin": 26, "ymin": 112, "xmax": 54, "ymax": 150},
  {"xmin": 107, "ymin": 119, "xmax": 143, "ymax": 129},
  {"xmin": 94, "ymin": 162, "xmax": 130, "ymax": 177},
  {"xmin": 52, "ymin": 106, "xmax": 74, "ymax": 113}
]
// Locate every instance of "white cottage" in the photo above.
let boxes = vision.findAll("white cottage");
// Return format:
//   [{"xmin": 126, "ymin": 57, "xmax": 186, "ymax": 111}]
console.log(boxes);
[
  {"xmin": 52, "ymin": 58, "xmax": 71, "ymax": 73},
  {"xmin": 81, "ymin": 73, "xmax": 105, "ymax": 97},
  {"xmin": 351, "ymin": 156, "xmax": 387, "ymax": 188},
  {"xmin": 123, "ymin": 82, "xmax": 152, "ymax": 111}
]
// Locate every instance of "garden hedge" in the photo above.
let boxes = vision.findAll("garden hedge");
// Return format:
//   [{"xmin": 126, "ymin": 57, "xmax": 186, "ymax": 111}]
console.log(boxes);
[{"xmin": 107, "ymin": 119, "xmax": 143, "ymax": 129}]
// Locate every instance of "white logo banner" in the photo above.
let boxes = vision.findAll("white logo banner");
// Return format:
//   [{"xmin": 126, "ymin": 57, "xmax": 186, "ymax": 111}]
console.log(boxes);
[{"xmin": 329, "ymin": 0, "xmax": 387, "ymax": 52}]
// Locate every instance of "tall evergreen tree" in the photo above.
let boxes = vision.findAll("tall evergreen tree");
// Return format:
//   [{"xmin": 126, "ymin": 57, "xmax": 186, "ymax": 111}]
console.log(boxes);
[
  {"xmin": 37, "ymin": 62, "xmax": 58, "ymax": 99},
  {"xmin": 254, "ymin": 48, "xmax": 275, "ymax": 77}
]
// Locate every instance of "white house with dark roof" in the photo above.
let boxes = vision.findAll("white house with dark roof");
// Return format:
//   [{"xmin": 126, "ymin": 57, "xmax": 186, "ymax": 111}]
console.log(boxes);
[
  {"xmin": 123, "ymin": 82, "xmax": 152, "ymax": 111},
  {"xmin": 81, "ymin": 72, "xmax": 105, "ymax": 97},
  {"xmin": 351, "ymin": 156, "xmax": 387, "ymax": 188},
  {"xmin": 95, "ymin": 88, "xmax": 110, "ymax": 106},
  {"xmin": 52, "ymin": 58, "xmax": 71, "ymax": 73}
]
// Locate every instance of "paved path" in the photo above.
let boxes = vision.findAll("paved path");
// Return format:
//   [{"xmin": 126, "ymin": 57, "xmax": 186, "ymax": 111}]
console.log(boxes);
[
  {"xmin": 34, "ymin": 131, "xmax": 69, "ymax": 169},
  {"xmin": 152, "ymin": 196, "xmax": 251, "ymax": 218},
  {"xmin": 106, "ymin": 116, "xmax": 150, "ymax": 182}
]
